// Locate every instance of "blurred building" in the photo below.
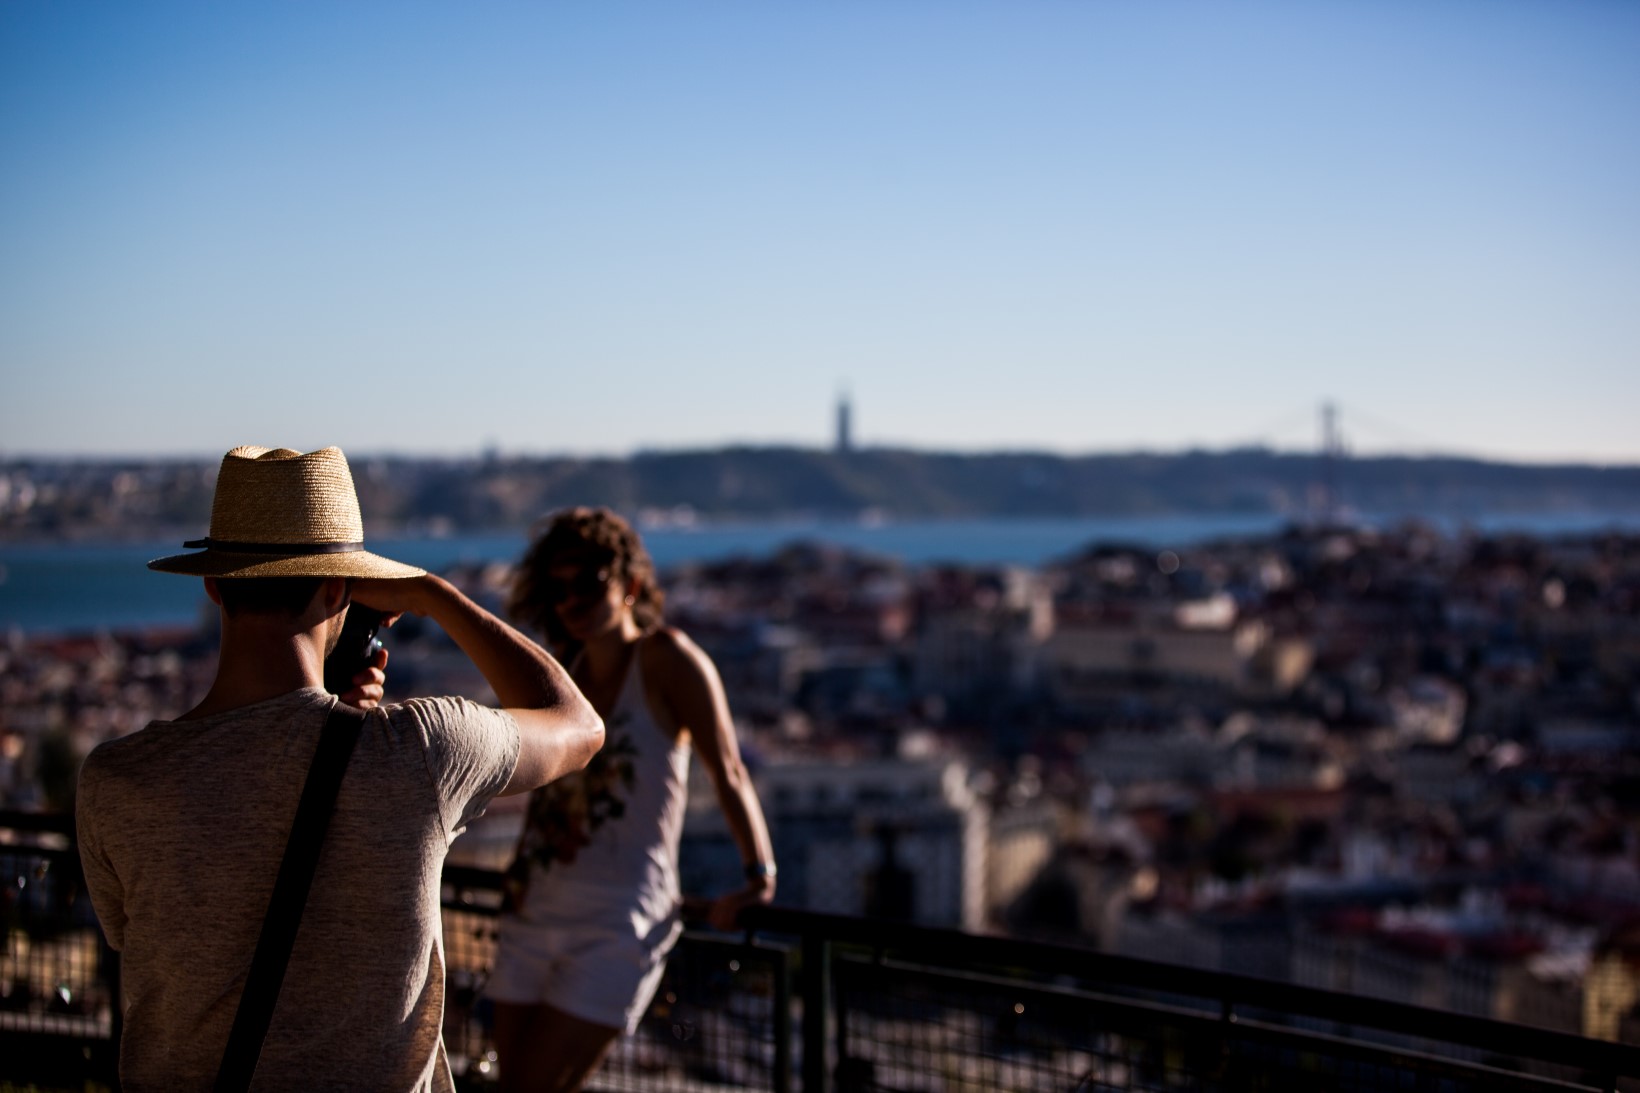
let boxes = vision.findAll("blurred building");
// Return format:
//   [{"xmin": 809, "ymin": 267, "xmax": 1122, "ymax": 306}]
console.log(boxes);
[
  {"xmin": 681, "ymin": 752, "xmax": 987, "ymax": 930},
  {"xmin": 912, "ymin": 565, "xmax": 1052, "ymax": 720}
]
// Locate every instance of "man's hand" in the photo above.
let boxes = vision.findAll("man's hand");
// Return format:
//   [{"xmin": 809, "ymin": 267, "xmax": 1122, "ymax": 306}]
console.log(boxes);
[
  {"xmin": 339, "ymin": 643, "xmax": 390, "ymax": 709},
  {"xmin": 349, "ymin": 575, "xmax": 426, "ymax": 624},
  {"xmin": 350, "ymin": 572, "xmax": 603, "ymax": 793}
]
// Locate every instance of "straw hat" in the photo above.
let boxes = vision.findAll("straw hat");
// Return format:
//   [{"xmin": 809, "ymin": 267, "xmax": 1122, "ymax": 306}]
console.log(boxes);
[{"xmin": 148, "ymin": 446, "xmax": 425, "ymax": 579}]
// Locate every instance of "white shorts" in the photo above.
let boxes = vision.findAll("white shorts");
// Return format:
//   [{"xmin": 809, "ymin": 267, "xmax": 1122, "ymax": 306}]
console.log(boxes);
[{"xmin": 486, "ymin": 910, "xmax": 683, "ymax": 1034}]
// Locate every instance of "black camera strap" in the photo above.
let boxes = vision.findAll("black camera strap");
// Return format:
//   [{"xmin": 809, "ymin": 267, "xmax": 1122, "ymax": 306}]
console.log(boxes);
[{"xmin": 215, "ymin": 703, "xmax": 367, "ymax": 1093}]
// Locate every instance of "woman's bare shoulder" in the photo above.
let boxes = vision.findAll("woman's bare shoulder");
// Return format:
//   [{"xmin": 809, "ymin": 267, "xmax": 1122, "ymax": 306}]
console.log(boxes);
[{"xmin": 639, "ymin": 625, "xmax": 714, "ymax": 682}]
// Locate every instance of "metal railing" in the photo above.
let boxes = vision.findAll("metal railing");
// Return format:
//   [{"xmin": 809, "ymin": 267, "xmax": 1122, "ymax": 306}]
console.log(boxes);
[
  {"xmin": 749, "ymin": 905, "xmax": 1640, "ymax": 1092},
  {"xmin": 7, "ymin": 809, "xmax": 1640, "ymax": 1092}
]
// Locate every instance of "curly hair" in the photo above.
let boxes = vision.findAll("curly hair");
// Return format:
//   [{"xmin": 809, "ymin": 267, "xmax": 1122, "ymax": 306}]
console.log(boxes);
[{"xmin": 508, "ymin": 507, "xmax": 665, "ymax": 650}]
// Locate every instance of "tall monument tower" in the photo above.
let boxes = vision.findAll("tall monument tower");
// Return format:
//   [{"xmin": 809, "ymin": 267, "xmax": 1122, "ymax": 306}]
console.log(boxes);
[
  {"xmin": 836, "ymin": 389, "xmax": 853, "ymax": 453},
  {"xmin": 1319, "ymin": 400, "xmax": 1344, "ymax": 526}
]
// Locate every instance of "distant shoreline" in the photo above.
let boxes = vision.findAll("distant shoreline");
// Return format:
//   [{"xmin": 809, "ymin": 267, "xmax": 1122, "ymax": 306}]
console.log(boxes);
[{"xmin": 4, "ymin": 447, "xmax": 1638, "ymax": 546}]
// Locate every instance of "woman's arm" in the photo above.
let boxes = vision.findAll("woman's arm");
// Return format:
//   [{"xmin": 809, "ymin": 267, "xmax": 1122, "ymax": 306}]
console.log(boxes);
[{"xmin": 647, "ymin": 627, "xmax": 776, "ymax": 931}]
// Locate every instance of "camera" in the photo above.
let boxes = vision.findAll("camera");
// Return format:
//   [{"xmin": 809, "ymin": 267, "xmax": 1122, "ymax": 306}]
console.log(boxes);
[{"xmin": 324, "ymin": 605, "xmax": 386, "ymax": 697}]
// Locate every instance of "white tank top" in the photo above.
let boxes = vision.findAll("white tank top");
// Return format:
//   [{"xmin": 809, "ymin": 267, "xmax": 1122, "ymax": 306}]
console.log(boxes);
[{"xmin": 514, "ymin": 644, "xmax": 692, "ymax": 933}]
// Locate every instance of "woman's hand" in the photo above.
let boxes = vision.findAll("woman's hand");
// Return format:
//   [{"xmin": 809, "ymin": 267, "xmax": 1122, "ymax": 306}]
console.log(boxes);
[
  {"xmin": 703, "ymin": 876, "xmax": 775, "ymax": 933},
  {"xmin": 338, "ymin": 643, "xmax": 390, "ymax": 709}
]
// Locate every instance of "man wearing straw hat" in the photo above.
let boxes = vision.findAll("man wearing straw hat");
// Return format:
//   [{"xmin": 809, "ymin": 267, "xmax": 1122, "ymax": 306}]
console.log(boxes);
[{"xmin": 75, "ymin": 445, "xmax": 604, "ymax": 1092}]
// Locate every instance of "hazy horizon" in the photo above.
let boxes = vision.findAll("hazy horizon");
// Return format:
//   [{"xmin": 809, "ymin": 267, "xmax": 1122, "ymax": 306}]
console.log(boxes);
[
  {"xmin": 5, "ymin": 436, "xmax": 1640, "ymax": 471},
  {"xmin": 4, "ymin": 2, "xmax": 1637, "ymax": 464}
]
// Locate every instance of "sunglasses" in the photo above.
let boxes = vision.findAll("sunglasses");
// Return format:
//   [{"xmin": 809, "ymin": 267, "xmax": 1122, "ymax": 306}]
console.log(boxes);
[{"xmin": 542, "ymin": 567, "xmax": 615, "ymax": 605}]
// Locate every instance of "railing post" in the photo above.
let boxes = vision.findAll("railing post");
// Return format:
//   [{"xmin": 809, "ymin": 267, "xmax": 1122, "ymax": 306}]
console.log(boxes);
[
  {"xmin": 802, "ymin": 931, "xmax": 830, "ymax": 1093},
  {"xmin": 772, "ymin": 944, "xmax": 792, "ymax": 1093}
]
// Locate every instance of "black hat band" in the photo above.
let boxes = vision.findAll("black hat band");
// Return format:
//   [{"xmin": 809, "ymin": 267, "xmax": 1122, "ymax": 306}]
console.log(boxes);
[{"xmin": 181, "ymin": 538, "xmax": 366, "ymax": 555}]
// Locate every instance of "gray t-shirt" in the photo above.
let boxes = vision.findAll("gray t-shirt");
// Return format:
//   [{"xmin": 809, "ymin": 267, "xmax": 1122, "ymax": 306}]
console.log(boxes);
[{"xmin": 76, "ymin": 687, "xmax": 520, "ymax": 1092}]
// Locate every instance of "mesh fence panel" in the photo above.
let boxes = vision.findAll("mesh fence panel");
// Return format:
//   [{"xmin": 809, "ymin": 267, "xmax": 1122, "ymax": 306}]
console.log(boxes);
[
  {"xmin": 831, "ymin": 955, "xmax": 1618, "ymax": 1093},
  {"xmin": 0, "ymin": 832, "xmax": 118, "ymax": 1089},
  {"xmin": 0, "ymin": 841, "xmax": 113, "ymax": 1034},
  {"xmin": 441, "ymin": 896, "xmax": 503, "ymax": 1084},
  {"xmin": 439, "ymin": 875, "xmax": 788, "ymax": 1092},
  {"xmin": 593, "ymin": 938, "xmax": 788, "ymax": 1092}
]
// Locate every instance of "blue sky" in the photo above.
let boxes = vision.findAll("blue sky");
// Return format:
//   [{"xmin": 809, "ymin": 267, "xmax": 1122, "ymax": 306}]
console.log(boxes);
[{"xmin": 2, "ymin": 1, "xmax": 1637, "ymax": 463}]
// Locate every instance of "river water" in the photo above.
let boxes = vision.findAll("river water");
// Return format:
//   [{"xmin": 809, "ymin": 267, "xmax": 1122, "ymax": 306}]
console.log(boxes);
[{"xmin": 4, "ymin": 510, "xmax": 1638, "ymax": 636}]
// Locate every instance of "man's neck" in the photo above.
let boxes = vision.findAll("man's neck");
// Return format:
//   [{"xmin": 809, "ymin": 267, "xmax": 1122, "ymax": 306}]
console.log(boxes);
[{"xmin": 180, "ymin": 619, "xmax": 329, "ymax": 720}]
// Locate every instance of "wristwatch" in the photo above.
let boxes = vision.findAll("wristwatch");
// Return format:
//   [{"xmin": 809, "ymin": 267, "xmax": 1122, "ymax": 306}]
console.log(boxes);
[{"xmin": 744, "ymin": 861, "xmax": 777, "ymax": 881}]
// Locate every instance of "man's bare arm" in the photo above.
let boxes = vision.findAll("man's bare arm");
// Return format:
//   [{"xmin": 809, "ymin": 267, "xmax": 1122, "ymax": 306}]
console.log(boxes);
[{"xmin": 352, "ymin": 574, "xmax": 603, "ymax": 794}]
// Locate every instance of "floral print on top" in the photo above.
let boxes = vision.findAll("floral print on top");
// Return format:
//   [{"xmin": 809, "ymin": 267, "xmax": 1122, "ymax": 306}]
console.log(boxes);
[{"xmin": 503, "ymin": 707, "xmax": 638, "ymax": 908}]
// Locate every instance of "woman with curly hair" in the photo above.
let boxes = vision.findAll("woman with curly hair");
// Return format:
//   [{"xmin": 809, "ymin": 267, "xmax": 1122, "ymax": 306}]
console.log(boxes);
[{"xmin": 487, "ymin": 507, "xmax": 776, "ymax": 1092}]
